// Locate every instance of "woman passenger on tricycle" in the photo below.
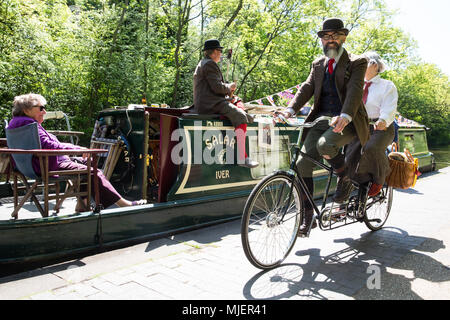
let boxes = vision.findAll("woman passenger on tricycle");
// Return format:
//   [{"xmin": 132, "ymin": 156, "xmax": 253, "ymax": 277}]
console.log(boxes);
[{"xmin": 345, "ymin": 51, "xmax": 398, "ymax": 196}]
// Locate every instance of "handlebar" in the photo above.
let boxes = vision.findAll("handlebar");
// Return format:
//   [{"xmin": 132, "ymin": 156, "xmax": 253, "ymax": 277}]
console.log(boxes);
[
  {"xmin": 274, "ymin": 115, "xmax": 335, "ymax": 146},
  {"xmin": 275, "ymin": 115, "xmax": 332, "ymax": 128}
]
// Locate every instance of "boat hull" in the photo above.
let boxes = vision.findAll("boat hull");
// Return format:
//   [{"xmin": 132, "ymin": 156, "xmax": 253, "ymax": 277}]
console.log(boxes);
[
  {"xmin": 0, "ymin": 192, "xmax": 249, "ymax": 265},
  {"xmin": 0, "ymin": 178, "xmax": 339, "ymax": 265}
]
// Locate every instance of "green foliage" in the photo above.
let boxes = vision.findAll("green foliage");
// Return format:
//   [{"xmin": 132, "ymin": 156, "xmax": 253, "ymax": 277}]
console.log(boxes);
[
  {"xmin": 0, "ymin": 0, "xmax": 449, "ymax": 147},
  {"xmin": 386, "ymin": 64, "xmax": 450, "ymax": 146}
]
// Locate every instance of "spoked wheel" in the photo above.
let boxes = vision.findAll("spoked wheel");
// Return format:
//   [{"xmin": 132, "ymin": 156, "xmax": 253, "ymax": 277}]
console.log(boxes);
[
  {"xmin": 241, "ymin": 171, "xmax": 303, "ymax": 269},
  {"xmin": 363, "ymin": 185, "xmax": 393, "ymax": 231}
]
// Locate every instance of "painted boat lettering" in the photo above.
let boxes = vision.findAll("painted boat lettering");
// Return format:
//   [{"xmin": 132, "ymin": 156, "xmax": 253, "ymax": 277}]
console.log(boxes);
[
  {"xmin": 206, "ymin": 121, "xmax": 224, "ymax": 127},
  {"xmin": 215, "ymin": 170, "xmax": 230, "ymax": 180},
  {"xmin": 205, "ymin": 133, "xmax": 236, "ymax": 150}
]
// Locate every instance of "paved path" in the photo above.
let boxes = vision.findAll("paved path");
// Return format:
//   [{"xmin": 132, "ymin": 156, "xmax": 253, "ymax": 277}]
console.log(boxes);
[{"xmin": 1, "ymin": 167, "xmax": 449, "ymax": 301}]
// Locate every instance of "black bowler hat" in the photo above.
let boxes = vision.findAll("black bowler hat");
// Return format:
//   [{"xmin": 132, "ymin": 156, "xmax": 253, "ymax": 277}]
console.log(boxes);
[
  {"xmin": 317, "ymin": 18, "xmax": 349, "ymax": 38},
  {"xmin": 202, "ymin": 39, "xmax": 223, "ymax": 51}
]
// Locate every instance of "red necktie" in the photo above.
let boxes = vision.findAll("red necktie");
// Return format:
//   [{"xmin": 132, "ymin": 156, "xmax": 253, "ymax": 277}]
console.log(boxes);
[
  {"xmin": 328, "ymin": 58, "xmax": 335, "ymax": 74},
  {"xmin": 363, "ymin": 81, "xmax": 372, "ymax": 104}
]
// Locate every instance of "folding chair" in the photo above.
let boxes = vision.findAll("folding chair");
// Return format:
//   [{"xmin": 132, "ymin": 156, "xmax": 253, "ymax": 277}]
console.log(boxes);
[
  {"xmin": 3, "ymin": 122, "xmax": 105, "ymax": 219},
  {"xmin": 90, "ymin": 138, "xmax": 124, "ymax": 180}
]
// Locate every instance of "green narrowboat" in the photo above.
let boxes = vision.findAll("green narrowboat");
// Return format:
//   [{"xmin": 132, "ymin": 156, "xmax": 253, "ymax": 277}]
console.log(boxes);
[
  {"xmin": 0, "ymin": 105, "xmax": 329, "ymax": 265},
  {"xmin": 0, "ymin": 106, "xmax": 435, "ymax": 266},
  {"xmin": 395, "ymin": 120, "xmax": 436, "ymax": 172}
]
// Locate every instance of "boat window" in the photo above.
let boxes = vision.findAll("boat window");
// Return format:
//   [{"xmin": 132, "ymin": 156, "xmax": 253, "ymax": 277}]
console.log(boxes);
[
  {"xmin": 401, "ymin": 133, "xmax": 415, "ymax": 153},
  {"xmin": 411, "ymin": 131, "xmax": 428, "ymax": 153},
  {"xmin": 399, "ymin": 130, "xmax": 429, "ymax": 154},
  {"xmin": 249, "ymin": 132, "xmax": 291, "ymax": 179}
]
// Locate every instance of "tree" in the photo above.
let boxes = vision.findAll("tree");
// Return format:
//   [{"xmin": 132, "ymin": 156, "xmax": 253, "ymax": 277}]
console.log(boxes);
[
  {"xmin": 387, "ymin": 63, "xmax": 450, "ymax": 146},
  {"xmin": 0, "ymin": 0, "xmax": 448, "ymax": 147}
]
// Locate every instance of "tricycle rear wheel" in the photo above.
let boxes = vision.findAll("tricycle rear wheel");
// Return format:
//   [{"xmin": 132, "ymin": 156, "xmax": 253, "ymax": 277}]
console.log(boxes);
[{"xmin": 363, "ymin": 185, "xmax": 393, "ymax": 231}]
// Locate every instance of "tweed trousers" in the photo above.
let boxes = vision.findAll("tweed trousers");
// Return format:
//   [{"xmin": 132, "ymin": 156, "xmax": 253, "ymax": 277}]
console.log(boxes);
[
  {"xmin": 296, "ymin": 119, "xmax": 357, "ymax": 178},
  {"xmin": 346, "ymin": 123, "xmax": 395, "ymax": 185}
]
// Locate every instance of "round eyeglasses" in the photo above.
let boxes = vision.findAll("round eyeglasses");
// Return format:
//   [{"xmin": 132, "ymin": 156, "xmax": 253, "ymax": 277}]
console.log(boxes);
[{"xmin": 321, "ymin": 33, "xmax": 344, "ymax": 41}]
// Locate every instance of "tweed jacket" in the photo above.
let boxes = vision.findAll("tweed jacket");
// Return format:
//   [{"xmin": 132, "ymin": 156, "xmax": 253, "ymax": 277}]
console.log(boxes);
[
  {"xmin": 288, "ymin": 49, "xmax": 370, "ymax": 146},
  {"xmin": 193, "ymin": 58, "xmax": 234, "ymax": 115}
]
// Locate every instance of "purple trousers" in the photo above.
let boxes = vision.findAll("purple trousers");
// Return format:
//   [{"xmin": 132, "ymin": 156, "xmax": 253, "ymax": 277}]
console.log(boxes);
[{"xmin": 58, "ymin": 158, "xmax": 121, "ymax": 209}]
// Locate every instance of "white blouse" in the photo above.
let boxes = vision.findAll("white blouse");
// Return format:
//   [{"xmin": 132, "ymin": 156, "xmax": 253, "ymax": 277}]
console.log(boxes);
[{"xmin": 364, "ymin": 75, "xmax": 398, "ymax": 127}]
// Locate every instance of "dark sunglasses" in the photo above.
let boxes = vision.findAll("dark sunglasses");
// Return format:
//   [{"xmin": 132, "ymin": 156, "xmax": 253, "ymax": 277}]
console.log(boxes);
[{"xmin": 34, "ymin": 105, "xmax": 46, "ymax": 111}]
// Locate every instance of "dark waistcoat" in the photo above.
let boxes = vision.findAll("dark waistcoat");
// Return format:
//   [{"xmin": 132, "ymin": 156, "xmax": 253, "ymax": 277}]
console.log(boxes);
[{"xmin": 318, "ymin": 70, "xmax": 342, "ymax": 116}]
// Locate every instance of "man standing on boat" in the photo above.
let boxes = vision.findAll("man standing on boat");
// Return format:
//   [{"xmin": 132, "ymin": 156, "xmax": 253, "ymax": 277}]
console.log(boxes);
[
  {"xmin": 193, "ymin": 39, "xmax": 259, "ymax": 168},
  {"xmin": 276, "ymin": 18, "xmax": 370, "ymax": 236}
]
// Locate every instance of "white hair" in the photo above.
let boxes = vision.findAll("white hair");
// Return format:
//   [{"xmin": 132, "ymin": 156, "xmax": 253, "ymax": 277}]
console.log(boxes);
[
  {"xmin": 12, "ymin": 93, "xmax": 47, "ymax": 117},
  {"xmin": 364, "ymin": 51, "xmax": 388, "ymax": 73}
]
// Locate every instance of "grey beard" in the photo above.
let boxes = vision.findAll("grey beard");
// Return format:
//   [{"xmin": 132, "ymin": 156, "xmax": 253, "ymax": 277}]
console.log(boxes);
[{"xmin": 324, "ymin": 48, "xmax": 338, "ymax": 59}]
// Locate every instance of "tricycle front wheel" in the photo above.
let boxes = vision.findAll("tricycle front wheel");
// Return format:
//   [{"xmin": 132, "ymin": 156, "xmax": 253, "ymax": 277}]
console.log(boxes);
[{"xmin": 241, "ymin": 172, "xmax": 303, "ymax": 269}]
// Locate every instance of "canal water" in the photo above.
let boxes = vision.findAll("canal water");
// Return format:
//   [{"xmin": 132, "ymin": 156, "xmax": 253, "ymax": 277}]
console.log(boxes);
[{"xmin": 430, "ymin": 144, "xmax": 450, "ymax": 170}]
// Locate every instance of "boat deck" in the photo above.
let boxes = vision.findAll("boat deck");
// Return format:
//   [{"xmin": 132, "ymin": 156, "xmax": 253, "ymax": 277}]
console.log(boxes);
[{"xmin": 0, "ymin": 195, "xmax": 85, "ymax": 221}]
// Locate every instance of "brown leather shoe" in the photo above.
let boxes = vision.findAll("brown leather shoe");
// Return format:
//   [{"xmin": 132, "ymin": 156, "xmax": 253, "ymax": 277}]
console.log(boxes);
[
  {"xmin": 368, "ymin": 182, "xmax": 382, "ymax": 197},
  {"xmin": 333, "ymin": 175, "xmax": 354, "ymax": 203},
  {"xmin": 298, "ymin": 208, "xmax": 317, "ymax": 237}
]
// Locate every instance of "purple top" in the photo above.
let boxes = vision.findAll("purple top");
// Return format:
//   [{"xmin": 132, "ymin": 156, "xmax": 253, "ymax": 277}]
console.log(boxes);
[{"xmin": 7, "ymin": 116, "xmax": 80, "ymax": 174}]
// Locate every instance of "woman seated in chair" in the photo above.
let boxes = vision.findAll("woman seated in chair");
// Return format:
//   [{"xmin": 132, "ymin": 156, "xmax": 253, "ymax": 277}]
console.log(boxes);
[{"xmin": 8, "ymin": 93, "xmax": 146, "ymax": 211}]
